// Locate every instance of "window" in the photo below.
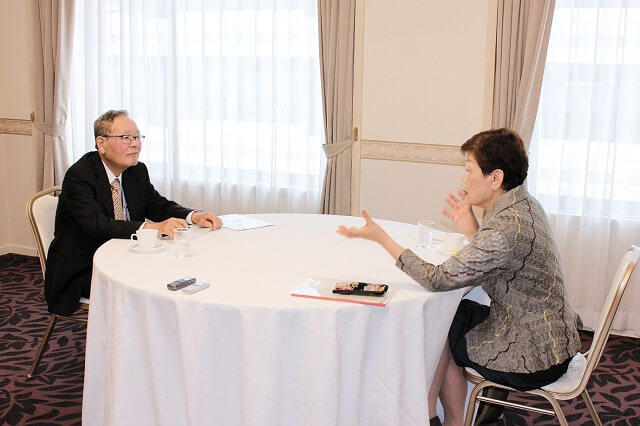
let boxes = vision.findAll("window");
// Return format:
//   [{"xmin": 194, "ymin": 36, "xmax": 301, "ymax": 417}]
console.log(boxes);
[
  {"xmin": 67, "ymin": 0, "xmax": 325, "ymax": 213},
  {"xmin": 529, "ymin": 0, "xmax": 640, "ymax": 220},
  {"xmin": 528, "ymin": 0, "xmax": 640, "ymax": 337}
]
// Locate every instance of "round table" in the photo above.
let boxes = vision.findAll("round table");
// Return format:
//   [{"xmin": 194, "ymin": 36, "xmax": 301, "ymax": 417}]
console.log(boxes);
[{"xmin": 82, "ymin": 214, "xmax": 466, "ymax": 426}]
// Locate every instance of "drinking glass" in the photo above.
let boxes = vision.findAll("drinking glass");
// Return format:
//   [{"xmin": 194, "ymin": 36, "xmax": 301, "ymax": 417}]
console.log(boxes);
[
  {"xmin": 416, "ymin": 220, "xmax": 434, "ymax": 248},
  {"xmin": 174, "ymin": 227, "xmax": 192, "ymax": 258}
]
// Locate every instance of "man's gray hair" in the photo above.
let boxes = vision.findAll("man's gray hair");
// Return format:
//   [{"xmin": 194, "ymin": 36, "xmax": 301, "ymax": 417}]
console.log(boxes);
[{"xmin": 94, "ymin": 109, "xmax": 129, "ymax": 141}]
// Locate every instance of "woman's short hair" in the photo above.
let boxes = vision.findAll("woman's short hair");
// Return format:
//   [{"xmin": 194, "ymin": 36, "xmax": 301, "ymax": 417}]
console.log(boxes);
[{"xmin": 460, "ymin": 128, "xmax": 529, "ymax": 191}]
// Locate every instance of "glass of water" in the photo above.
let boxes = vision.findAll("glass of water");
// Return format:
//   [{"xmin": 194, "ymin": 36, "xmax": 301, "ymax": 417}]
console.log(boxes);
[
  {"xmin": 174, "ymin": 227, "xmax": 192, "ymax": 258},
  {"xmin": 416, "ymin": 220, "xmax": 434, "ymax": 248}
]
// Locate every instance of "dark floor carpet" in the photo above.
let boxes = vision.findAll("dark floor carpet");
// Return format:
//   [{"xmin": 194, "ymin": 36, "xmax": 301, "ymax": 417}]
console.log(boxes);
[{"xmin": 1, "ymin": 253, "xmax": 639, "ymax": 425}]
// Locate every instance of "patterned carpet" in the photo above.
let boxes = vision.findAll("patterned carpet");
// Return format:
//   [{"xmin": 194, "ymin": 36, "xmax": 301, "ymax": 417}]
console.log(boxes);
[{"xmin": 0, "ymin": 253, "xmax": 639, "ymax": 425}]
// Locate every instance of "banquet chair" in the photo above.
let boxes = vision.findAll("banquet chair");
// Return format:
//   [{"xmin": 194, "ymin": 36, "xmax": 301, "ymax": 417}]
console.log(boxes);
[
  {"xmin": 463, "ymin": 245, "xmax": 640, "ymax": 426},
  {"xmin": 26, "ymin": 186, "xmax": 90, "ymax": 378}
]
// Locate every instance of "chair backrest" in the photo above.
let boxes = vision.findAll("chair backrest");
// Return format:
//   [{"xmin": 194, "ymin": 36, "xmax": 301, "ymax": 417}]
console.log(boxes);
[
  {"xmin": 26, "ymin": 186, "xmax": 61, "ymax": 276},
  {"xmin": 576, "ymin": 245, "xmax": 640, "ymax": 393}
]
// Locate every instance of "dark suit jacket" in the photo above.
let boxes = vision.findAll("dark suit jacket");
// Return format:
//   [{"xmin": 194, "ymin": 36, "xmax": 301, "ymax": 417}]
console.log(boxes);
[{"xmin": 44, "ymin": 151, "xmax": 192, "ymax": 315}]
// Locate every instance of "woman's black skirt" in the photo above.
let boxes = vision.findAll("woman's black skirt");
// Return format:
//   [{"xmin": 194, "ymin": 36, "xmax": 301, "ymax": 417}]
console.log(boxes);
[{"xmin": 448, "ymin": 299, "xmax": 572, "ymax": 391}]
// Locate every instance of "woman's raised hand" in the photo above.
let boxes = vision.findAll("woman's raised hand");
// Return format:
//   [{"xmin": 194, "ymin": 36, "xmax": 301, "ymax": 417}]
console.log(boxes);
[
  {"xmin": 442, "ymin": 190, "xmax": 479, "ymax": 239},
  {"xmin": 337, "ymin": 210, "xmax": 406, "ymax": 261},
  {"xmin": 337, "ymin": 210, "xmax": 387, "ymax": 244}
]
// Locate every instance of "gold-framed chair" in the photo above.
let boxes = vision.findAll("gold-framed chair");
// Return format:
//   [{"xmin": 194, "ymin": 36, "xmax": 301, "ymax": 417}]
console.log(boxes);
[
  {"xmin": 463, "ymin": 245, "xmax": 640, "ymax": 426},
  {"xmin": 26, "ymin": 186, "xmax": 90, "ymax": 378}
]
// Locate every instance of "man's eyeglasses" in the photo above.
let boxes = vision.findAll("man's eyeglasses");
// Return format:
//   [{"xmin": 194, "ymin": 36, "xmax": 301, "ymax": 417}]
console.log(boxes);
[{"xmin": 103, "ymin": 134, "xmax": 146, "ymax": 144}]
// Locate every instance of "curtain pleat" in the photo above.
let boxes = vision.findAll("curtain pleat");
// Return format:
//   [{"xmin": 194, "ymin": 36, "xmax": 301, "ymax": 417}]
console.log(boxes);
[
  {"xmin": 492, "ymin": 0, "xmax": 555, "ymax": 148},
  {"xmin": 317, "ymin": 0, "xmax": 355, "ymax": 215},
  {"xmin": 32, "ymin": 0, "xmax": 76, "ymax": 189}
]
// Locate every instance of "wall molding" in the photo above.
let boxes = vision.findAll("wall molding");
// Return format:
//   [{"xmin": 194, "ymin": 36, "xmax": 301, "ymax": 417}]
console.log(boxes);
[
  {"xmin": 361, "ymin": 139, "xmax": 464, "ymax": 166},
  {"xmin": 0, "ymin": 245, "xmax": 38, "ymax": 257},
  {"xmin": 0, "ymin": 118, "xmax": 33, "ymax": 136}
]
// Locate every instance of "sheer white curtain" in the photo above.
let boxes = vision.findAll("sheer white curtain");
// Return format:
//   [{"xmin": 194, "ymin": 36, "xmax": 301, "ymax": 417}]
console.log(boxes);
[
  {"xmin": 529, "ymin": 0, "xmax": 640, "ymax": 336},
  {"xmin": 67, "ymin": 0, "xmax": 325, "ymax": 214}
]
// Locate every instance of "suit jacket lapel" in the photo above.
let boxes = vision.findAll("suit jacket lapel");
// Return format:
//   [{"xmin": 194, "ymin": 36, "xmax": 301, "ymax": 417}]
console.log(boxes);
[
  {"xmin": 91, "ymin": 152, "xmax": 115, "ymax": 219},
  {"xmin": 122, "ymin": 166, "xmax": 142, "ymax": 221}
]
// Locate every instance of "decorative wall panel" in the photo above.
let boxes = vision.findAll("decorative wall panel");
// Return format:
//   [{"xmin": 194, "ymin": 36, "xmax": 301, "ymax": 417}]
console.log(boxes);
[
  {"xmin": 361, "ymin": 140, "xmax": 463, "ymax": 166},
  {"xmin": 0, "ymin": 118, "xmax": 32, "ymax": 136}
]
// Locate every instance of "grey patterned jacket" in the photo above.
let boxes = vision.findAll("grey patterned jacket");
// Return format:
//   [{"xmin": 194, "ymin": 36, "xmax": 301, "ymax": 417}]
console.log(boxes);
[{"xmin": 396, "ymin": 185, "xmax": 581, "ymax": 373}]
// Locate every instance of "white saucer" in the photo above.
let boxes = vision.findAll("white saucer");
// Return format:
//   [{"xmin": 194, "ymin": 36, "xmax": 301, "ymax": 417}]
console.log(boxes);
[
  {"xmin": 436, "ymin": 244, "xmax": 465, "ymax": 257},
  {"xmin": 128, "ymin": 241, "xmax": 165, "ymax": 254},
  {"xmin": 438, "ymin": 248, "xmax": 457, "ymax": 257}
]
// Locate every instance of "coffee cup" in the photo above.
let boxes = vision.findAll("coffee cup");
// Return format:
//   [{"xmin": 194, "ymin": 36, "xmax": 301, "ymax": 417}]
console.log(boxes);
[
  {"xmin": 443, "ymin": 233, "xmax": 465, "ymax": 253},
  {"xmin": 130, "ymin": 228, "xmax": 158, "ymax": 248}
]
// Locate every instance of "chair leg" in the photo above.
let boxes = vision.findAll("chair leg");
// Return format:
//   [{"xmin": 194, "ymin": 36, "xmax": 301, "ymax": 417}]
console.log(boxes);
[
  {"xmin": 537, "ymin": 392, "xmax": 569, "ymax": 426},
  {"xmin": 581, "ymin": 389, "xmax": 602, "ymax": 426},
  {"xmin": 464, "ymin": 383, "xmax": 485, "ymax": 426},
  {"xmin": 27, "ymin": 314, "xmax": 57, "ymax": 378}
]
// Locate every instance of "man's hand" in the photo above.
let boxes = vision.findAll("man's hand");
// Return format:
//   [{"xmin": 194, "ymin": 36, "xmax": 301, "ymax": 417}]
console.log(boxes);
[
  {"xmin": 192, "ymin": 212, "xmax": 222, "ymax": 229},
  {"xmin": 442, "ymin": 190, "xmax": 479, "ymax": 240},
  {"xmin": 146, "ymin": 217, "xmax": 188, "ymax": 238}
]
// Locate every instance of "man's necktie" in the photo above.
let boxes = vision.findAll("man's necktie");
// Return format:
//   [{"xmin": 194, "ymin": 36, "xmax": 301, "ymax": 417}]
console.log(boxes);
[{"xmin": 111, "ymin": 178, "xmax": 125, "ymax": 220}]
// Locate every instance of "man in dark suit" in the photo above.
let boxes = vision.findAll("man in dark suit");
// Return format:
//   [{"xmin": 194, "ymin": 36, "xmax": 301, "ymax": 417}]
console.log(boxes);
[{"xmin": 45, "ymin": 110, "xmax": 222, "ymax": 315}]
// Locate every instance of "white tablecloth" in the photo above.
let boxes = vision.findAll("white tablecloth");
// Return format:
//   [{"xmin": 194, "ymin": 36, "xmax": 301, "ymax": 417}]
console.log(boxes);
[{"xmin": 82, "ymin": 214, "xmax": 466, "ymax": 426}]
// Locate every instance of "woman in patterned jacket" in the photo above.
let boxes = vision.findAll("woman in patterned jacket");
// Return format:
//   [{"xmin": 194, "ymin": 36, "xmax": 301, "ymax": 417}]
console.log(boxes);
[{"xmin": 338, "ymin": 128, "xmax": 581, "ymax": 426}]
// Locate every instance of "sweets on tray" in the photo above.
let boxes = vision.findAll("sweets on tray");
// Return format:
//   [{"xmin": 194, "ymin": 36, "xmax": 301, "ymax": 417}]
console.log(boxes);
[{"xmin": 332, "ymin": 281, "xmax": 388, "ymax": 296}]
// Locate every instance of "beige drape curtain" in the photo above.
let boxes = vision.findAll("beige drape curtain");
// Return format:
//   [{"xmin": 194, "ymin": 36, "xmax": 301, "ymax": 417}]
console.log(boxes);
[
  {"xmin": 492, "ymin": 0, "xmax": 555, "ymax": 148},
  {"xmin": 317, "ymin": 0, "xmax": 355, "ymax": 215},
  {"xmin": 32, "ymin": 0, "xmax": 76, "ymax": 189}
]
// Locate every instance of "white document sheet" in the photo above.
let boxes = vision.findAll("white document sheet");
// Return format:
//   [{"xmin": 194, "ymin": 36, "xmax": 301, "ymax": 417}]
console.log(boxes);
[{"xmin": 220, "ymin": 214, "xmax": 274, "ymax": 231}]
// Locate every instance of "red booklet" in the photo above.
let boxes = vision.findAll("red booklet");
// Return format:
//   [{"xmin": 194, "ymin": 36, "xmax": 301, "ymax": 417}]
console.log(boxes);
[{"xmin": 290, "ymin": 277, "xmax": 398, "ymax": 307}]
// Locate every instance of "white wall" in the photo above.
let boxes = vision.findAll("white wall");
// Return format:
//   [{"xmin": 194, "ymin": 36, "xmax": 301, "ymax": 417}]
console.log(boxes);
[
  {"xmin": 361, "ymin": 0, "xmax": 492, "ymax": 145},
  {"xmin": 0, "ymin": 0, "xmax": 38, "ymax": 256},
  {"xmin": 355, "ymin": 0, "xmax": 496, "ymax": 226},
  {"xmin": 360, "ymin": 159, "xmax": 463, "ymax": 229}
]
